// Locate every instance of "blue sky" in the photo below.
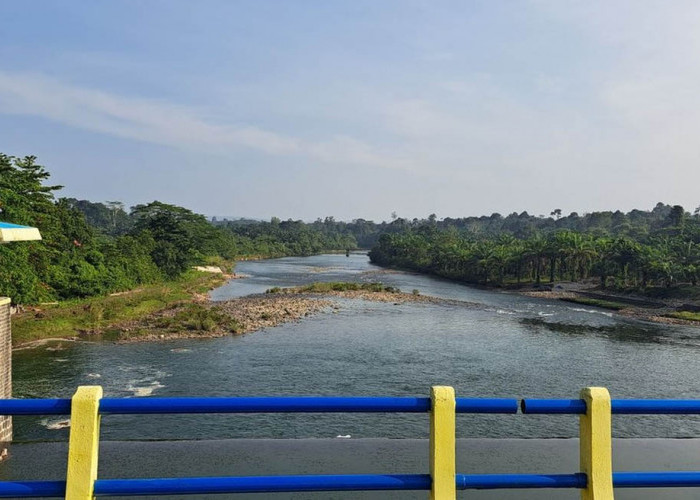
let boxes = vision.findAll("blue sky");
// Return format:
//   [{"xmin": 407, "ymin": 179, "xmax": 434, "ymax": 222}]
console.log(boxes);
[{"xmin": 1, "ymin": 1, "xmax": 698, "ymax": 221}]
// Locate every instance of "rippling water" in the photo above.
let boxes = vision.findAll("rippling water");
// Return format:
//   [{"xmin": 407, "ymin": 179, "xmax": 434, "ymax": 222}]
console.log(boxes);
[{"xmin": 12, "ymin": 253, "xmax": 700, "ymax": 441}]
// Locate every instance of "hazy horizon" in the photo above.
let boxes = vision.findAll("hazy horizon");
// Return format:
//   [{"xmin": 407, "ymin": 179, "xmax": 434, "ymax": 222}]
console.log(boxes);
[{"xmin": 1, "ymin": 1, "xmax": 699, "ymax": 220}]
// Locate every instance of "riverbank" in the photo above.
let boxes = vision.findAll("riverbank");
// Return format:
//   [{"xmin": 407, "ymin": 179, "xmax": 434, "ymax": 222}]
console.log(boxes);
[
  {"xmin": 519, "ymin": 288, "xmax": 700, "ymax": 326},
  {"xmin": 16, "ymin": 277, "xmax": 488, "ymax": 346},
  {"xmin": 10, "ymin": 252, "xmax": 354, "ymax": 348},
  {"xmin": 369, "ymin": 263, "xmax": 700, "ymax": 326},
  {"xmin": 12, "ymin": 270, "xmax": 230, "ymax": 347},
  {"xmin": 12, "ymin": 276, "xmax": 439, "ymax": 347}
]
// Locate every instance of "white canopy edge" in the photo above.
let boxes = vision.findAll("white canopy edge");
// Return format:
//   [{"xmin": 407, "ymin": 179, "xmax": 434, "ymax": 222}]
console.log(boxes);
[{"xmin": 0, "ymin": 226, "xmax": 42, "ymax": 243}]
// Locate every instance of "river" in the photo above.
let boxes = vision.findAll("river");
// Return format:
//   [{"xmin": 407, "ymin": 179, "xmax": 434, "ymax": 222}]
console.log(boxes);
[{"xmin": 11, "ymin": 253, "xmax": 700, "ymax": 442}]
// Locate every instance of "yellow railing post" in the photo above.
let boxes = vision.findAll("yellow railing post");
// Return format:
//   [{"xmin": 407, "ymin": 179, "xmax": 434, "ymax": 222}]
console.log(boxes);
[
  {"xmin": 65, "ymin": 386, "xmax": 103, "ymax": 500},
  {"xmin": 580, "ymin": 387, "xmax": 613, "ymax": 500},
  {"xmin": 430, "ymin": 386, "xmax": 456, "ymax": 500}
]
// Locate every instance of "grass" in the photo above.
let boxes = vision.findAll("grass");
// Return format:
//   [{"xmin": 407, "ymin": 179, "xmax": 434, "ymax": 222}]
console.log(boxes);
[
  {"xmin": 559, "ymin": 297, "xmax": 628, "ymax": 311},
  {"xmin": 151, "ymin": 303, "xmax": 242, "ymax": 334},
  {"xmin": 12, "ymin": 270, "xmax": 228, "ymax": 346},
  {"xmin": 665, "ymin": 311, "xmax": 700, "ymax": 322},
  {"xmin": 266, "ymin": 281, "xmax": 401, "ymax": 294}
]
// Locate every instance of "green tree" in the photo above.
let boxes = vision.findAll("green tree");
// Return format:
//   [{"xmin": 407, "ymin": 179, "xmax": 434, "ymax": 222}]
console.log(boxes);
[{"xmin": 131, "ymin": 201, "xmax": 215, "ymax": 278}]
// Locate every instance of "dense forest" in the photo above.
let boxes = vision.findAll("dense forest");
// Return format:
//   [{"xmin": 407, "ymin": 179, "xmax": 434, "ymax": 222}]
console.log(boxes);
[
  {"xmin": 0, "ymin": 154, "xmax": 357, "ymax": 304},
  {"xmin": 369, "ymin": 207, "xmax": 700, "ymax": 291}
]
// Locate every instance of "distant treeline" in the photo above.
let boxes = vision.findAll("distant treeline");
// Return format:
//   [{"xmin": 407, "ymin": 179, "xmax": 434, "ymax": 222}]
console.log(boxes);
[
  {"xmin": 369, "ymin": 207, "xmax": 700, "ymax": 290},
  {"xmin": 212, "ymin": 216, "xmax": 385, "ymax": 249}
]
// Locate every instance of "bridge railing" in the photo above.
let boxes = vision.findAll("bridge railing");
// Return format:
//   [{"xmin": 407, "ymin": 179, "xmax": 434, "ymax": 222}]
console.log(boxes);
[{"xmin": 1, "ymin": 386, "xmax": 700, "ymax": 499}]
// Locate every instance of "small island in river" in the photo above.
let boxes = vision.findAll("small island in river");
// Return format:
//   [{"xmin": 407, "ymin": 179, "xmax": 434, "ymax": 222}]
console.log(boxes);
[{"xmin": 111, "ymin": 281, "xmax": 473, "ymax": 343}]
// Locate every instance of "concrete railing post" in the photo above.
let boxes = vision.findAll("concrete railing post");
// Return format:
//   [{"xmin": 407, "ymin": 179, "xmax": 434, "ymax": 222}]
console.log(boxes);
[
  {"xmin": 0, "ymin": 222, "xmax": 42, "ymax": 460},
  {"xmin": 580, "ymin": 387, "xmax": 614, "ymax": 500},
  {"xmin": 65, "ymin": 386, "xmax": 103, "ymax": 500},
  {"xmin": 430, "ymin": 386, "xmax": 456, "ymax": 500}
]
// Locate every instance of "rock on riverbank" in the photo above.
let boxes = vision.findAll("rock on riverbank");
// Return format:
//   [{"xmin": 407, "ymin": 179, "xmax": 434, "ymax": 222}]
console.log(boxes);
[{"xmin": 217, "ymin": 295, "xmax": 333, "ymax": 333}]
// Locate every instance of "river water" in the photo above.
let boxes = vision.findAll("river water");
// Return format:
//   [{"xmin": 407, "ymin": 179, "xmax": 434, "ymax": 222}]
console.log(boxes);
[{"xmin": 11, "ymin": 253, "xmax": 700, "ymax": 442}]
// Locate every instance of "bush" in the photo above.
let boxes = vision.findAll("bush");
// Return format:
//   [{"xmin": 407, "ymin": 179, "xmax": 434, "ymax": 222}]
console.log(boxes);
[{"xmin": 170, "ymin": 304, "xmax": 231, "ymax": 333}]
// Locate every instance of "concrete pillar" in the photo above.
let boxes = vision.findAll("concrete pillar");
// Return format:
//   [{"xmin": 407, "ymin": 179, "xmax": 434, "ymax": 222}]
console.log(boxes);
[
  {"xmin": 0, "ymin": 297, "xmax": 11, "ymax": 447},
  {"xmin": 0, "ymin": 222, "xmax": 41, "ymax": 458}
]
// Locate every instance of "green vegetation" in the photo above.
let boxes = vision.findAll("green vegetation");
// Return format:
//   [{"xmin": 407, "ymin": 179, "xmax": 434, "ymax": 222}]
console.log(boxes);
[
  {"xmin": 153, "ymin": 303, "xmax": 243, "ymax": 334},
  {"xmin": 369, "ymin": 206, "xmax": 700, "ymax": 295},
  {"xmin": 219, "ymin": 216, "xmax": 359, "ymax": 257},
  {"xmin": 665, "ymin": 311, "xmax": 700, "ymax": 322},
  {"xmin": 11, "ymin": 271, "xmax": 226, "ymax": 345},
  {"xmin": 0, "ymin": 153, "xmax": 234, "ymax": 304},
  {"xmin": 559, "ymin": 297, "xmax": 627, "ymax": 311},
  {"xmin": 266, "ymin": 282, "xmax": 400, "ymax": 294}
]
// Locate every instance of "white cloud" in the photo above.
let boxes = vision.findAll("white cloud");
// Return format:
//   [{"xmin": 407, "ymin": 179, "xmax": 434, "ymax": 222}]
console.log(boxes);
[{"xmin": 0, "ymin": 71, "xmax": 411, "ymax": 171}]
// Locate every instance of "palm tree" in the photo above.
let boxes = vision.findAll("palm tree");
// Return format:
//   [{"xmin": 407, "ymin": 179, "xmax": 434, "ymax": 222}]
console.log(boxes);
[
  {"xmin": 490, "ymin": 245, "xmax": 513, "ymax": 285},
  {"xmin": 472, "ymin": 240, "xmax": 496, "ymax": 284},
  {"xmin": 611, "ymin": 237, "xmax": 642, "ymax": 286},
  {"xmin": 525, "ymin": 234, "xmax": 547, "ymax": 285},
  {"xmin": 593, "ymin": 238, "xmax": 615, "ymax": 288}
]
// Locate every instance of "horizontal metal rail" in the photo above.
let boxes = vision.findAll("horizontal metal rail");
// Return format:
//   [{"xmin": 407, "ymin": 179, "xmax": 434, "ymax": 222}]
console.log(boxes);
[
  {"xmin": 5, "ymin": 397, "xmax": 700, "ymax": 416},
  {"xmin": 0, "ymin": 481, "xmax": 65, "ymax": 498},
  {"xmin": 456, "ymin": 473, "xmax": 586, "ymax": 489},
  {"xmin": 0, "ymin": 397, "xmax": 518, "ymax": 415},
  {"xmin": 94, "ymin": 475, "xmax": 431, "ymax": 496},
  {"xmin": 455, "ymin": 398, "xmax": 518, "ymax": 413},
  {"xmin": 613, "ymin": 471, "xmax": 700, "ymax": 487},
  {"xmin": 4, "ymin": 472, "xmax": 700, "ymax": 497},
  {"xmin": 100, "ymin": 397, "xmax": 433, "ymax": 414},
  {"xmin": 521, "ymin": 399, "xmax": 700, "ymax": 414},
  {"xmin": 0, "ymin": 399, "xmax": 71, "ymax": 415}
]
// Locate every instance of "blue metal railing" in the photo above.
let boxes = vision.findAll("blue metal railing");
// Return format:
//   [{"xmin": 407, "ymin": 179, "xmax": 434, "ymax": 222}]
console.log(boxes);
[
  {"xmin": 521, "ymin": 399, "xmax": 700, "ymax": 414},
  {"xmin": 2, "ymin": 394, "xmax": 700, "ymax": 497}
]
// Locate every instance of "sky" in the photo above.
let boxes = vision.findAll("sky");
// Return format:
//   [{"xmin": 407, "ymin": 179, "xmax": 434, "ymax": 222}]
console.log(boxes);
[{"xmin": 1, "ymin": 0, "xmax": 699, "ymax": 222}]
